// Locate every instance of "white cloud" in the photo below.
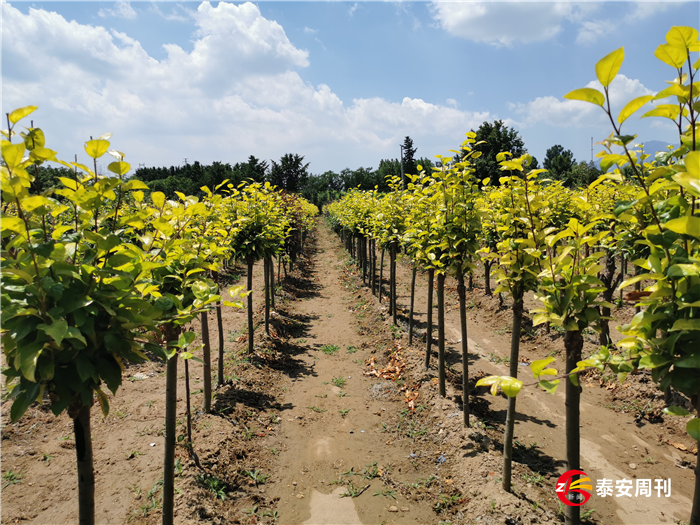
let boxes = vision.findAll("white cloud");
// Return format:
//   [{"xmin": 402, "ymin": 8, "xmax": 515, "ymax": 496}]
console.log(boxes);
[
  {"xmin": 304, "ymin": 26, "xmax": 317, "ymax": 34},
  {"xmin": 149, "ymin": 3, "xmax": 192, "ymax": 23},
  {"xmin": 509, "ymin": 74, "xmax": 655, "ymax": 128},
  {"xmin": 1, "ymin": 1, "xmax": 493, "ymax": 172},
  {"xmin": 430, "ymin": 1, "xmax": 583, "ymax": 47},
  {"xmin": 348, "ymin": 3, "xmax": 359, "ymax": 17},
  {"xmin": 576, "ymin": 20, "xmax": 612, "ymax": 45},
  {"xmin": 98, "ymin": 1, "xmax": 137, "ymax": 20},
  {"xmin": 446, "ymin": 98, "xmax": 458, "ymax": 108}
]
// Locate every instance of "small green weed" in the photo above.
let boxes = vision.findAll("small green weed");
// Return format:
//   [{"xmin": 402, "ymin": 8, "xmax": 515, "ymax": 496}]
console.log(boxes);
[
  {"xmin": 331, "ymin": 377, "xmax": 346, "ymax": 388},
  {"xmin": 321, "ymin": 344, "xmax": 340, "ymax": 356},
  {"xmin": 307, "ymin": 406, "xmax": 327, "ymax": 413},
  {"xmin": 197, "ymin": 474, "xmax": 227, "ymax": 500},
  {"xmin": 2, "ymin": 470, "xmax": 24, "ymax": 488}
]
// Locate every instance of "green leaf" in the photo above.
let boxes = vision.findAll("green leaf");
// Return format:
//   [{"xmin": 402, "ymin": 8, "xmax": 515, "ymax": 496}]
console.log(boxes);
[
  {"xmin": 8, "ymin": 106, "xmax": 38, "ymax": 125},
  {"xmin": 177, "ymin": 331, "xmax": 196, "ymax": 348},
  {"xmin": 662, "ymin": 406, "xmax": 691, "ymax": 416},
  {"xmin": 538, "ymin": 379, "xmax": 559, "ymax": 394},
  {"xmin": 10, "ymin": 382, "xmax": 40, "ymax": 423},
  {"xmin": 675, "ymin": 354, "xmax": 700, "ymax": 368},
  {"xmin": 595, "ymin": 47, "xmax": 624, "ymax": 88},
  {"xmin": 84, "ymin": 139, "xmax": 110, "ymax": 159},
  {"xmin": 155, "ymin": 296, "xmax": 174, "ymax": 311},
  {"xmin": 617, "ymin": 95, "xmax": 653, "ymax": 124},
  {"xmin": 95, "ymin": 387, "xmax": 110, "ymax": 417},
  {"xmin": 19, "ymin": 341, "xmax": 42, "ymax": 382},
  {"xmin": 38, "ymin": 320, "xmax": 68, "ymax": 346},
  {"xmin": 563, "ymin": 88, "xmax": 605, "ymax": 107},
  {"xmin": 638, "ymin": 354, "xmax": 672, "ymax": 369},
  {"xmin": 670, "ymin": 318, "xmax": 700, "ymax": 332},
  {"xmin": 687, "ymin": 418, "xmax": 700, "ymax": 442}
]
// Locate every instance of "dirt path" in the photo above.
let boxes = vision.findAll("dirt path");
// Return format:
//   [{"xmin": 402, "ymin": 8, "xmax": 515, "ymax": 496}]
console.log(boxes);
[{"xmin": 266, "ymin": 225, "xmax": 438, "ymax": 524}]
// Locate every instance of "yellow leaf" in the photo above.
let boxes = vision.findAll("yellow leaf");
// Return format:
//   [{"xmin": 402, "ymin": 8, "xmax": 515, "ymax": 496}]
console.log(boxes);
[
  {"xmin": 666, "ymin": 26, "xmax": 699, "ymax": 50},
  {"xmin": 617, "ymin": 95, "xmax": 653, "ymax": 124},
  {"xmin": 655, "ymin": 43, "xmax": 686, "ymax": 68},
  {"xmin": 595, "ymin": 47, "xmax": 624, "ymax": 88},
  {"xmin": 84, "ymin": 139, "xmax": 110, "ymax": 159},
  {"xmin": 8, "ymin": 106, "xmax": 38, "ymax": 125},
  {"xmin": 563, "ymin": 88, "xmax": 605, "ymax": 107}
]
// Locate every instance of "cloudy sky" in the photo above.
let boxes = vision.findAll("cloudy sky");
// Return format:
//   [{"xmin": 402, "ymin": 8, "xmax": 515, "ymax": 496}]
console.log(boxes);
[{"xmin": 1, "ymin": 1, "xmax": 697, "ymax": 175}]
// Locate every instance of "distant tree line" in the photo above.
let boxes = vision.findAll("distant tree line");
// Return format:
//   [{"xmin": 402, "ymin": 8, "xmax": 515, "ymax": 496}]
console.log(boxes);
[{"xmin": 27, "ymin": 124, "xmax": 603, "ymax": 209}]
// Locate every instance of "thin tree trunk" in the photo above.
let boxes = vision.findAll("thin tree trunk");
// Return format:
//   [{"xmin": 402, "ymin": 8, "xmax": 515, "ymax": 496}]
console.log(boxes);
[
  {"xmin": 247, "ymin": 254, "xmax": 254, "ymax": 354},
  {"xmin": 73, "ymin": 404, "xmax": 94, "ymax": 525},
  {"xmin": 278, "ymin": 256, "xmax": 282, "ymax": 285},
  {"xmin": 409, "ymin": 264, "xmax": 417, "ymax": 345},
  {"xmin": 564, "ymin": 329, "xmax": 583, "ymax": 525},
  {"xmin": 391, "ymin": 244, "xmax": 397, "ymax": 325},
  {"xmin": 264, "ymin": 257, "xmax": 270, "ymax": 336},
  {"xmin": 691, "ymin": 394, "xmax": 700, "ymax": 525},
  {"xmin": 379, "ymin": 247, "xmax": 385, "ymax": 306},
  {"xmin": 425, "ymin": 268, "xmax": 434, "ymax": 370},
  {"xmin": 502, "ymin": 292, "xmax": 524, "ymax": 492},
  {"xmin": 457, "ymin": 271, "xmax": 470, "ymax": 427},
  {"xmin": 371, "ymin": 239, "xmax": 377, "ymax": 295},
  {"xmin": 361, "ymin": 237, "xmax": 367, "ymax": 284},
  {"xmin": 484, "ymin": 260, "xmax": 492, "ymax": 296},
  {"xmin": 269, "ymin": 256, "xmax": 275, "ymax": 309},
  {"xmin": 468, "ymin": 271, "xmax": 473, "ymax": 291},
  {"xmin": 185, "ymin": 358, "xmax": 193, "ymax": 450},
  {"xmin": 162, "ymin": 324, "xmax": 180, "ymax": 525},
  {"xmin": 216, "ymin": 299, "xmax": 224, "ymax": 386},
  {"xmin": 201, "ymin": 311, "xmax": 211, "ymax": 413},
  {"xmin": 437, "ymin": 272, "xmax": 446, "ymax": 397}
]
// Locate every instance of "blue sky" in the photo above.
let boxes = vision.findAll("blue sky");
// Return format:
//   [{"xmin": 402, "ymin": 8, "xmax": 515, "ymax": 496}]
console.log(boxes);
[{"xmin": 2, "ymin": 1, "xmax": 697, "ymax": 175}]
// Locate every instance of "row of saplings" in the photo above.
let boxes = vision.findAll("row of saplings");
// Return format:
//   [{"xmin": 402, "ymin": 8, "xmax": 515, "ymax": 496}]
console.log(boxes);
[
  {"xmin": 326, "ymin": 26, "xmax": 700, "ymax": 525},
  {"xmin": 1, "ymin": 106, "xmax": 317, "ymax": 525}
]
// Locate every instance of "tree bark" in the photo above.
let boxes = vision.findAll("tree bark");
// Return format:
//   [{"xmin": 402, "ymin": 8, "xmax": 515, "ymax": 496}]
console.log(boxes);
[
  {"xmin": 269, "ymin": 256, "xmax": 275, "ymax": 309},
  {"xmin": 201, "ymin": 311, "xmax": 212, "ymax": 413},
  {"xmin": 379, "ymin": 247, "xmax": 385, "ymax": 306},
  {"xmin": 216, "ymin": 299, "xmax": 224, "ymax": 386},
  {"xmin": 424, "ymin": 269, "xmax": 434, "ymax": 370},
  {"xmin": 247, "ymin": 254, "xmax": 254, "ymax": 354},
  {"xmin": 691, "ymin": 394, "xmax": 700, "ymax": 525},
  {"xmin": 437, "ymin": 272, "xmax": 446, "ymax": 397},
  {"xmin": 502, "ymin": 291, "xmax": 524, "ymax": 492},
  {"xmin": 457, "ymin": 271, "xmax": 470, "ymax": 427},
  {"xmin": 73, "ymin": 403, "xmax": 94, "ymax": 525},
  {"xmin": 264, "ymin": 257, "xmax": 270, "ymax": 336},
  {"xmin": 564, "ymin": 329, "xmax": 583, "ymax": 525},
  {"xmin": 409, "ymin": 264, "xmax": 417, "ymax": 345},
  {"xmin": 391, "ymin": 243, "xmax": 397, "ymax": 325},
  {"xmin": 484, "ymin": 260, "xmax": 492, "ymax": 296},
  {"xmin": 162, "ymin": 324, "xmax": 181, "ymax": 525}
]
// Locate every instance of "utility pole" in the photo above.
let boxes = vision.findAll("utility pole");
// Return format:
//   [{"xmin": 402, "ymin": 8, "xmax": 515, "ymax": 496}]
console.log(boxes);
[
  {"xmin": 399, "ymin": 144, "xmax": 406, "ymax": 191},
  {"xmin": 590, "ymin": 137, "xmax": 593, "ymax": 163}
]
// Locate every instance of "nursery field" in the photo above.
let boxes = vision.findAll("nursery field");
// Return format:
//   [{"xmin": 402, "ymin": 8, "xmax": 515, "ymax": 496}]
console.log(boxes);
[
  {"xmin": 1, "ymin": 23, "xmax": 699, "ymax": 525},
  {"xmin": 1, "ymin": 221, "xmax": 696, "ymax": 525}
]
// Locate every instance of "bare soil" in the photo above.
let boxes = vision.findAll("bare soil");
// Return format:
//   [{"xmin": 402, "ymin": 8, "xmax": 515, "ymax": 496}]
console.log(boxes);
[{"xmin": 1, "ymin": 220, "xmax": 697, "ymax": 525}]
